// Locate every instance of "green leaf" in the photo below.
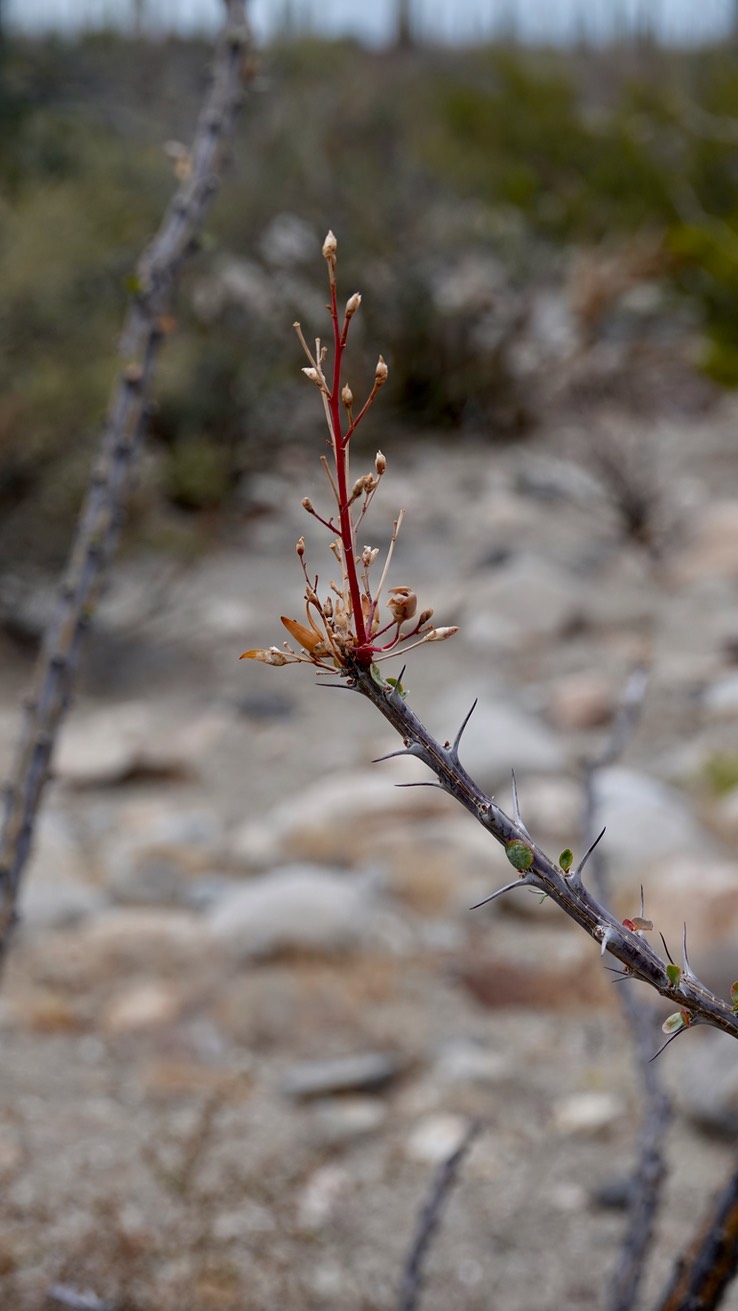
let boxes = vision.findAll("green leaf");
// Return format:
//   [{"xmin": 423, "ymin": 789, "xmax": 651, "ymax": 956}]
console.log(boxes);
[
  {"xmin": 666, "ymin": 964, "xmax": 682, "ymax": 988},
  {"xmin": 662, "ymin": 1011, "xmax": 686, "ymax": 1036},
  {"xmin": 731, "ymin": 981, "xmax": 738, "ymax": 1012},
  {"xmin": 559, "ymin": 848, "xmax": 573, "ymax": 873},
  {"xmin": 506, "ymin": 839, "xmax": 534, "ymax": 872}
]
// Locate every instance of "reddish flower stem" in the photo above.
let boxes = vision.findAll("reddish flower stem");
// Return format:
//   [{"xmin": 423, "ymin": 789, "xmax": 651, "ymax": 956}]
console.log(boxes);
[{"xmin": 327, "ymin": 281, "xmax": 370, "ymax": 655}]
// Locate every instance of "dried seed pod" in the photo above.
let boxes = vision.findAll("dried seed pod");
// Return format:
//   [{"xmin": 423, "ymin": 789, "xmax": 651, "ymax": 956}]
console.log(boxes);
[
  {"xmin": 375, "ymin": 356, "xmax": 388, "ymax": 385},
  {"xmin": 388, "ymin": 586, "xmax": 417, "ymax": 623},
  {"xmin": 345, "ymin": 292, "xmax": 362, "ymax": 319},
  {"xmin": 375, "ymin": 450, "xmax": 386, "ymax": 476},
  {"xmin": 341, "ymin": 384, "xmax": 354, "ymax": 409}
]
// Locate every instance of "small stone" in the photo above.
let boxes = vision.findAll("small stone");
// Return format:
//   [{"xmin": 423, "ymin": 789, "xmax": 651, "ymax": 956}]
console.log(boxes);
[
  {"xmin": 552, "ymin": 1092, "xmax": 624, "ymax": 1136},
  {"xmin": 306, "ymin": 1098, "xmax": 388, "ymax": 1146},
  {"xmin": 590, "ymin": 767, "xmax": 713, "ymax": 883},
  {"xmin": 282, "ymin": 1051, "xmax": 402, "ymax": 1099},
  {"xmin": 297, "ymin": 1165, "xmax": 351, "ymax": 1231},
  {"xmin": 674, "ymin": 501, "xmax": 738, "ymax": 582},
  {"xmin": 405, "ymin": 1113, "xmax": 470, "ymax": 1164},
  {"xmin": 102, "ymin": 981, "xmax": 181, "ymax": 1034},
  {"xmin": 548, "ymin": 673, "xmax": 615, "ymax": 731},
  {"xmin": 433, "ymin": 1038, "xmax": 512, "ymax": 1087}
]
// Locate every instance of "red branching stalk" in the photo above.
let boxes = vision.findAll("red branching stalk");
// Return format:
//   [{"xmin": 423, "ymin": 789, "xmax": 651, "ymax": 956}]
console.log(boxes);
[{"xmin": 242, "ymin": 231, "xmax": 456, "ymax": 673}]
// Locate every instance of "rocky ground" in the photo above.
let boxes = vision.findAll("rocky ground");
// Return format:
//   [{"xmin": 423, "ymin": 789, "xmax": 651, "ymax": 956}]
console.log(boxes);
[{"xmin": 2, "ymin": 400, "xmax": 738, "ymax": 1311}]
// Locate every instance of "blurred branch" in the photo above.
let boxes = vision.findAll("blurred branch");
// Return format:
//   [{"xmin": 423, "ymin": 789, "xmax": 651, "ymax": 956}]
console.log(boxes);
[
  {"xmin": 583, "ymin": 664, "xmax": 673, "ymax": 1311},
  {"xmin": 656, "ymin": 1162, "xmax": 738, "ymax": 1311},
  {"xmin": 397, "ymin": 1120, "xmax": 480, "ymax": 1311},
  {"xmin": 0, "ymin": 0, "xmax": 250, "ymax": 965}
]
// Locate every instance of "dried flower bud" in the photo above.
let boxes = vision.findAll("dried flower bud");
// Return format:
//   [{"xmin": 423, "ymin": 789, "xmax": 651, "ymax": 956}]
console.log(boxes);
[
  {"xmin": 345, "ymin": 292, "xmax": 362, "ymax": 319},
  {"xmin": 418, "ymin": 608, "xmax": 434, "ymax": 626},
  {"xmin": 323, "ymin": 596, "xmax": 333, "ymax": 618},
  {"xmin": 301, "ymin": 497, "xmax": 315, "ymax": 514},
  {"xmin": 362, "ymin": 545, "xmax": 379, "ymax": 567},
  {"xmin": 424, "ymin": 626, "xmax": 459, "ymax": 642},
  {"xmin": 388, "ymin": 586, "xmax": 417, "ymax": 624},
  {"xmin": 302, "ymin": 367, "xmax": 322, "ymax": 388},
  {"xmin": 341, "ymin": 383, "xmax": 354, "ymax": 409},
  {"xmin": 375, "ymin": 450, "xmax": 386, "ymax": 476},
  {"xmin": 240, "ymin": 647, "xmax": 289, "ymax": 666},
  {"xmin": 296, "ymin": 536, "xmax": 305, "ymax": 556},
  {"xmin": 350, "ymin": 473, "xmax": 374, "ymax": 502},
  {"xmin": 375, "ymin": 356, "xmax": 389, "ymax": 386},
  {"xmin": 322, "ymin": 230, "xmax": 337, "ymax": 262}
]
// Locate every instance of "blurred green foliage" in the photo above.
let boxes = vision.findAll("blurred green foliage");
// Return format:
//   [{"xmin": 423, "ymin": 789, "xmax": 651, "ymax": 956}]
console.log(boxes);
[{"xmin": 1, "ymin": 32, "xmax": 738, "ymax": 562}]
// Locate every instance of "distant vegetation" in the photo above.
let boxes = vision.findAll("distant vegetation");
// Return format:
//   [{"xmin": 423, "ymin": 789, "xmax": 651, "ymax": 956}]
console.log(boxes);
[{"xmin": 1, "ymin": 32, "xmax": 738, "ymax": 561}]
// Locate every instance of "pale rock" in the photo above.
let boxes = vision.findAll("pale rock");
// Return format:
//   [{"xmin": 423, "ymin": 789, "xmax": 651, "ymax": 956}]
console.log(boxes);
[
  {"xmin": 55, "ymin": 705, "xmax": 226, "ymax": 786},
  {"xmin": 102, "ymin": 981, "xmax": 181, "ymax": 1034},
  {"xmin": 436, "ymin": 686, "xmax": 565, "ymax": 788},
  {"xmin": 433, "ymin": 1038, "xmax": 512, "ymax": 1086},
  {"xmin": 233, "ymin": 769, "xmax": 452, "ymax": 869},
  {"xmin": 552, "ymin": 1092, "xmax": 624, "ymax": 1136},
  {"xmin": 590, "ymin": 767, "xmax": 712, "ymax": 884},
  {"xmin": 282, "ymin": 1051, "xmax": 402, "ymax": 1099},
  {"xmin": 297, "ymin": 1164, "xmax": 351, "ymax": 1231},
  {"xmin": 673, "ymin": 1031, "xmax": 738, "ymax": 1138},
  {"xmin": 306, "ymin": 1098, "xmax": 388, "ymax": 1147},
  {"xmin": 548, "ymin": 673, "xmax": 616, "ymax": 731},
  {"xmin": 76, "ymin": 908, "xmax": 203, "ymax": 963},
  {"xmin": 405, "ymin": 1113, "xmax": 470, "ymax": 1164},
  {"xmin": 462, "ymin": 556, "xmax": 581, "ymax": 652},
  {"xmin": 674, "ymin": 501, "xmax": 738, "ymax": 582},
  {"xmin": 701, "ymin": 673, "xmax": 738, "ymax": 718},
  {"xmin": 513, "ymin": 775, "xmax": 582, "ymax": 844},
  {"xmin": 206, "ymin": 864, "xmax": 378, "ymax": 959},
  {"xmin": 642, "ymin": 857, "xmax": 738, "ymax": 950}
]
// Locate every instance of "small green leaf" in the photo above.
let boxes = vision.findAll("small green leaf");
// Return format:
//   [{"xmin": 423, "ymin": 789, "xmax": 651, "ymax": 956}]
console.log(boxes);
[
  {"xmin": 385, "ymin": 676, "xmax": 407, "ymax": 700},
  {"xmin": 731, "ymin": 981, "xmax": 738, "ymax": 1012},
  {"xmin": 662, "ymin": 1011, "xmax": 686, "ymax": 1036},
  {"xmin": 506, "ymin": 840, "xmax": 534, "ymax": 872},
  {"xmin": 559, "ymin": 848, "xmax": 573, "ymax": 873},
  {"xmin": 666, "ymin": 964, "xmax": 682, "ymax": 988}
]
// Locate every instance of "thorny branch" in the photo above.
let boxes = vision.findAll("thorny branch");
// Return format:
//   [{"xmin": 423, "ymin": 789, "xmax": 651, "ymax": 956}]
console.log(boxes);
[
  {"xmin": 348, "ymin": 659, "xmax": 738, "ymax": 1043},
  {"xmin": 0, "ymin": 0, "xmax": 250, "ymax": 965}
]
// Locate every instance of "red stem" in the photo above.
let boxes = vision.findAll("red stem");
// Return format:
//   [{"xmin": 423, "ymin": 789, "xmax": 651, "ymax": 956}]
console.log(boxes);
[{"xmin": 328, "ymin": 282, "xmax": 369, "ymax": 652}]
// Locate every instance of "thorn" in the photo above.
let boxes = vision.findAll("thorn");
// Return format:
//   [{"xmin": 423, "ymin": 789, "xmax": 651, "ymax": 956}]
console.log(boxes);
[
  {"xmin": 660, "ymin": 931, "xmax": 675, "ymax": 966},
  {"xmin": 570, "ymin": 827, "xmax": 606, "ymax": 887},
  {"xmin": 449, "ymin": 699, "xmax": 478, "ymax": 760},
  {"xmin": 372, "ymin": 743, "xmax": 425, "ymax": 763},
  {"xmin": 394, "ymin": 781, "xmax": 444, "ymax": 790},
  {"xmin": 599, "ymin": 923, "xmax": 618, "ymax": 956},
  {"xmin": 649, "ymin": 1026, "xmax": 688, "ymax": 1063},
  {"xmin": 510, "ymin": 769, "xmax": 532, "ymax": 840},
  {"xmin": 640, "ymin": 884, "xmax": 646, "ymax": 920},
  {"xmin": 682, "ymin": 922, "xmax": 699, "ymax": 981},
  {"xmin": 470, "ymin": 876, "xmax": 536, "ymax": 910}
]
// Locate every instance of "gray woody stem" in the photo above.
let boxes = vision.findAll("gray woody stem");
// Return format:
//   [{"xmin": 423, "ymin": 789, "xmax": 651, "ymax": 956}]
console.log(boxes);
[
  {"xmin": 350, "ymin": 661, "xmax": 738, "ymax": 1041},
  {"xmin": 0, "ymin": 0, "xmax": 249, "ymax": 963}
]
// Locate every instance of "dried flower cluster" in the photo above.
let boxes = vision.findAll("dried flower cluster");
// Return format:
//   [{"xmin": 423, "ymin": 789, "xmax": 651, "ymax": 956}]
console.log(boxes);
[{"xmin": 241, "ymin": 231, "xmax": 457, "ymax": 674}]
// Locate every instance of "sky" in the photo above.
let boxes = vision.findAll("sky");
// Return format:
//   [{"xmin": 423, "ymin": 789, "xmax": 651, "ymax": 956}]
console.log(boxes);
[{"xmin": 5, "ymin": 0, "xmax": 738, "ymax": 45}]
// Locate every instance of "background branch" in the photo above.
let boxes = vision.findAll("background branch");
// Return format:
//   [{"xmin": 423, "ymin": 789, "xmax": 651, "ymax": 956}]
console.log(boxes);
[
  {"xmin": 583, "ymin": 664, "xmax": 673, "ymax": 1311},
  {"xmin": 656, "ymin": 1161, "xmax": 738, "ymax": 1311},
  {"xmin": 0, "ymin": 0, "xmax": 249, "ymax": 966},
  {"xmin": 397, "ymin": 1120, "xmax": 480, "ymax": 1311}
]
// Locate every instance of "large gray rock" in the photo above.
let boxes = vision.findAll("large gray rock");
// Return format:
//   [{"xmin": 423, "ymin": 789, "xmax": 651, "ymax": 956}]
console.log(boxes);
[
  {"xmin": 674, "ymin": 1031, "xmax": 738, "ymax": 1138},
  {"xmin": 206, "ymin": 864, "xmax": 379, "ymax": 960},
  {"xmin": 590, "ymin": 766, "xmax": 713, "ymax": 884}
]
